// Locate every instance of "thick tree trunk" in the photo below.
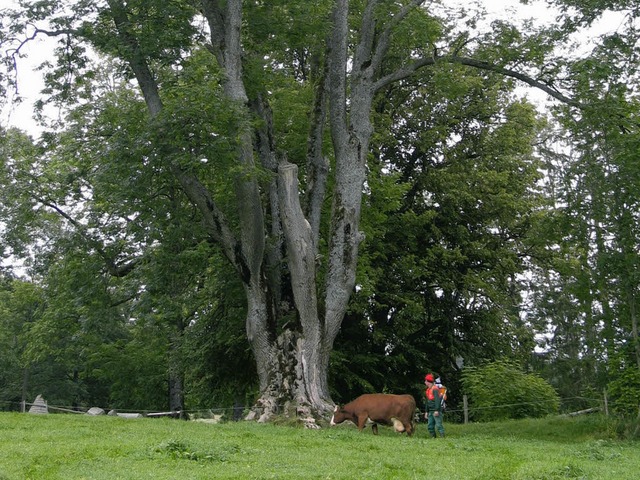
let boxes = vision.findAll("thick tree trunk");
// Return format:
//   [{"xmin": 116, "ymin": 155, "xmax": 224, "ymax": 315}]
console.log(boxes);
[
  {"xmin": 168, "ymin": 328, "xmax": 185, "ymax": 415},
  {"xmin": 236, "ymin": 0, "xmax": 407, "ymax": 424},
  {"xmin": 242, "ymin": 162, "xmax": 333, "ymax": 426},
  {"xmin": 245, "ymin": 329, "xmax": 333, "ymax": 426},
  {"xmin": 168, "ymin": 373, "xmax": 184, "ymax": 415},
  {"xmin": 627, "ymin": 284, "xmax": 640, "ymax": 370}
]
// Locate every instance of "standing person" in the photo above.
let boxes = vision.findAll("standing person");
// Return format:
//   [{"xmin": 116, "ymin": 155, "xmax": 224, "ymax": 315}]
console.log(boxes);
[{"xmin": 424, "ymin": 373, "xmax": 445, "ymax": 438}]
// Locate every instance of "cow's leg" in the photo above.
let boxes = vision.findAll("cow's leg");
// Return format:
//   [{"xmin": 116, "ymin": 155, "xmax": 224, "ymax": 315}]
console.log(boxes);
[
  {"xmin": 357, "ymin": 414, "xmax": 368, "ymax": 432},
  {"xmin": 371, "ymin": 423, "xmax": 378, "ymax": 435}
]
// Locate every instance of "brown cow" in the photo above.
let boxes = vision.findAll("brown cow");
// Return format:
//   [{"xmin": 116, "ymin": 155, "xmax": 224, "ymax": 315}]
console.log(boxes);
[{"xmin": 330, "ymin": 393, "xmax": 416, "ymax": 436}]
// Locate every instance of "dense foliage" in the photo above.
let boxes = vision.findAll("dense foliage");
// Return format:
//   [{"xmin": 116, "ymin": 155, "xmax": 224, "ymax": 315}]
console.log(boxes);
[{"xmin": 462, "ymin": 360, "xmax": 561, "ymax": 421}]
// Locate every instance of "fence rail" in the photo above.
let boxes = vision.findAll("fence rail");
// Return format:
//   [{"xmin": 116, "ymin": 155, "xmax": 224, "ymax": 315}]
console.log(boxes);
[{"xmin": 0, "ymin": 391, "xmax": 614, "ymax": 423}]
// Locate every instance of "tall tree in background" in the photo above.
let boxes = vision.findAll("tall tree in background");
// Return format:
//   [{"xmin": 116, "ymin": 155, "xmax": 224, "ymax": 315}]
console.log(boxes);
[
  {"xmin": 526, "ymin": 1, "xmax": 640, "ymax": 409},
  {"xmin": 0, "ymin": 273, "xmax": 42, "ymax": 411},
  {"xmin": 1, "ymin": 1, "xmax": 595, "ymax": 422}
]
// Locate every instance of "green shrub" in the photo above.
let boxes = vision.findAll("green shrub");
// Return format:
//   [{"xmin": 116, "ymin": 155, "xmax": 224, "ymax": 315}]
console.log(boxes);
[
  {"xmin": 607, "ymin": 366, "xmax": 640, "ymax": 418},
  {"xmin": 462, "ymin": 360, "xmax": 560, "ymax": 421}
]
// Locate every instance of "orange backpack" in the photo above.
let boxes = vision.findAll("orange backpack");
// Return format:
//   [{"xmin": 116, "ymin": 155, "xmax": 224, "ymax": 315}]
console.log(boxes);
[{"xmin": 436, "ymin": 382, "xmax": 447, "ymax": 411}]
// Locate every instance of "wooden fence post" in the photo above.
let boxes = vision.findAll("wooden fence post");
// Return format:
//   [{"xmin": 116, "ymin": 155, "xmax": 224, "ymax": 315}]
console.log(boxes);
[
  {"xmin": 463, "ymin": 394, "xmax": 469, "ymax": 424},
  {"xmin": 603, "ymin": 389, "xmax": 609, "ymax": 417}
]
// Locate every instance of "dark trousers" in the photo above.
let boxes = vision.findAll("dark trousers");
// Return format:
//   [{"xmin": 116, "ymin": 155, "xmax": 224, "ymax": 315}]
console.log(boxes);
[{"xmin": 427, "ymin": 411, "xmax": 445, "ymax": 437}]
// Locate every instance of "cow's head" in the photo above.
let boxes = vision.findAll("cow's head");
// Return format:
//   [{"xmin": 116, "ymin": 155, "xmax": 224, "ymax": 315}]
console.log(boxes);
[{"xmin": 330, "ymin": 405, "xmax": 347, "ymax": 426}]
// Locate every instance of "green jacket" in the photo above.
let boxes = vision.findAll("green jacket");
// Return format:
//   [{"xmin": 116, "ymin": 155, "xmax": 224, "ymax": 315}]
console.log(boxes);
[{"xmin": 424, "ymin": 385, "xmax": 442, "ymax": 412}]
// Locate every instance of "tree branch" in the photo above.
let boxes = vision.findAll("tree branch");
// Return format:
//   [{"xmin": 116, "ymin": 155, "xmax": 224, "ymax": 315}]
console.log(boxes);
[
  {"xmin": 34, "ymin": 195, "xmax": 139, "ymax": 278},
  {"xmin": 278, "ymin": 162, "xmax": 319, "ymax": 332},
  {"xmin": 371, "ymin": 0, "xmax": 427, "ymax": 72},
  {"xmin": 327, "ymin": 0, "xmax": 349, "ymax": 151},
  {"xmin": 374, "ymin": 54, "xmax": 580, "ymax": 108},
  {"xmin": 106, "ymin": 0, "xmax": 249, "ymax": 279},
  {"xmin": 448, "ymin": 56, "xmax": 580, "ymax": 107},
  {"xmin": 106, "ymin": 0, "xmax": 164, "ymax": 116},
  {"xmin": 169, "ymin": 164, "xmax": 250, "ymax": 282},
  {"xmin": 305, "ymin": 56, "xmax": 330, "ymax": 254}
]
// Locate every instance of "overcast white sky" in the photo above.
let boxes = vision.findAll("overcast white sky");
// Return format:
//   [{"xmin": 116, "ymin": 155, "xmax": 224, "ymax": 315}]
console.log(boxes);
[{"xmin": 0, "ymin": 0, "xmax": 627, "ymax": 137}]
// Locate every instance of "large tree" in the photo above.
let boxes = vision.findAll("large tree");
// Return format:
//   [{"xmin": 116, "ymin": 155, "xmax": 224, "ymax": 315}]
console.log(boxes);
[
  {"xmin": 1, "ymin": 1, "xmax": 586, "ymax": 423},
  {"xmin": 527, "ymin": 10, "xmax": 640, "ymax": 407}
]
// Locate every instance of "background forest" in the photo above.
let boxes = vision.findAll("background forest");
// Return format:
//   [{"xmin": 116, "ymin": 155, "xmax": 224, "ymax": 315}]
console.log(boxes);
[{"xmin": 1, "ymin": 0, "xmax": 639, "ymax": 425}]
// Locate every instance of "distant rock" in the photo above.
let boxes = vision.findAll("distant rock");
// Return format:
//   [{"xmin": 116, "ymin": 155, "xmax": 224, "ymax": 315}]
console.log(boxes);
[
  {"xmin": 193, "ymin": 415, "xmax": 223, "ymax": 424},
  {"xmin": 87, "ymin": 407, "xmax": 105, "ymax": 416},
  {"xmin": 116, "ymin": 412, "xmax": 144, "ymax": 419},
  {"xmin": 28, "ymin": 394, "xmax": 48, "ymax": 414}
]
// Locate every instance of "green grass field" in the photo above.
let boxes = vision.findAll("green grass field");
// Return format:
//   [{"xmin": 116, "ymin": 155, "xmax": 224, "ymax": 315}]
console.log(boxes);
[{"xmin": 0, "ymin": 412, "xmax": 638, "ymax": 479}]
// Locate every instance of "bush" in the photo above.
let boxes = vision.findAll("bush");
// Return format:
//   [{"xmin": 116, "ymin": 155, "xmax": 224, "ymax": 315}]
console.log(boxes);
[
  {"xmin": 607, "ymin": 366, "xmax": 640, "ymax": 418},
  {"xmin": 462, "ymin": 360, "xmax": 560, "ymax": 422}
]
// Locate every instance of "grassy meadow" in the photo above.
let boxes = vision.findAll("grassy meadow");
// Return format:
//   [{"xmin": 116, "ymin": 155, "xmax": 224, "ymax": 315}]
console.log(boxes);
[{"xmin": 0, "ymin": 412, "xmax": 638, "ymax": 479}]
